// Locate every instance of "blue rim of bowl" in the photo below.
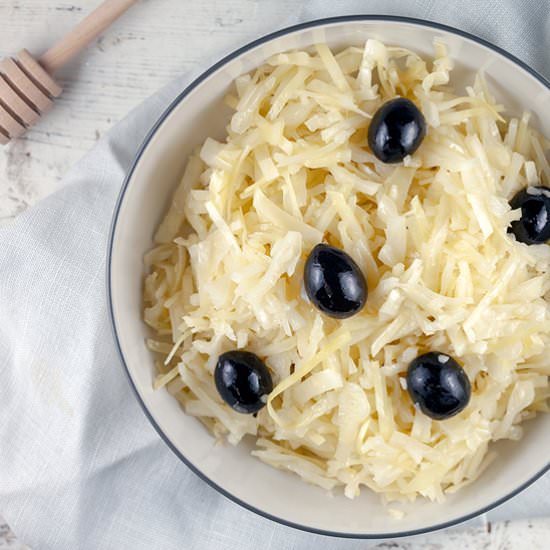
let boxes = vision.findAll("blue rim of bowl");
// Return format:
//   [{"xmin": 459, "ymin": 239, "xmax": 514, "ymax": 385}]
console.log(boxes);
[{"xmin": 107, "ymin": 14, "xmax": 550, "ymax": 539}]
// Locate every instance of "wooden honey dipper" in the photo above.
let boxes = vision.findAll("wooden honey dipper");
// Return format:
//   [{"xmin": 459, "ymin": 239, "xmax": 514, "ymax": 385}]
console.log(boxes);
[{"xmin": 0, "ymin": 0, "xmax": 138, "ymax": 146}]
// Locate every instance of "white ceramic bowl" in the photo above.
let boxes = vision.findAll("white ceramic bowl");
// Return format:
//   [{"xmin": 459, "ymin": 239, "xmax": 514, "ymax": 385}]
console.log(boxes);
[{"xmin": 108, "ymin": 16, "xmax": 550, "ymax": 538}]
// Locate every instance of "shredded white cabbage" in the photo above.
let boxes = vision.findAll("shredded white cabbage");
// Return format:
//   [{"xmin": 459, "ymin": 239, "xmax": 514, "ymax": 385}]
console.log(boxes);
[{"xmin": 143, "ymin": 39, "xmax": 550, "ymax": 506}]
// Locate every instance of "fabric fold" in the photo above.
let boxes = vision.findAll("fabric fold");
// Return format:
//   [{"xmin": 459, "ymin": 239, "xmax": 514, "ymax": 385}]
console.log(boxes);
[{"xmin": 1, "ymin": 2, "xmax": 550, "ymax": 549}]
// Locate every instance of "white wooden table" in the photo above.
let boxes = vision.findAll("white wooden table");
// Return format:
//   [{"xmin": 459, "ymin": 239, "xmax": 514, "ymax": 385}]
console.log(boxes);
[{"xmin": 0, "ymin": 1, "xmax": 548, "ymax": 548}]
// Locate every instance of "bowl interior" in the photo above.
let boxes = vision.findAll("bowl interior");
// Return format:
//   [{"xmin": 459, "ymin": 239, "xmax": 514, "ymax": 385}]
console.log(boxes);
[{"xmin": 109, "ymin": 18, "xmax": 550, "ymax": 537}]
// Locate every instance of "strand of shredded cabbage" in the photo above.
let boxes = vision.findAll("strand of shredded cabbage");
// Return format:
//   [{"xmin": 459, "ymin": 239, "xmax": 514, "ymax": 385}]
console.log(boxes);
[{"xmin": 143, "ymin": 40, "xmax": 550, "ymax": 506}]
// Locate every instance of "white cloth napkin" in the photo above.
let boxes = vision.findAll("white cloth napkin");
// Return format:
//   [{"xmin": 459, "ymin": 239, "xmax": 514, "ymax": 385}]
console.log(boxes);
[{"xmin": 1, "ymin": 2, "xmax": 550, "ymax": 549}]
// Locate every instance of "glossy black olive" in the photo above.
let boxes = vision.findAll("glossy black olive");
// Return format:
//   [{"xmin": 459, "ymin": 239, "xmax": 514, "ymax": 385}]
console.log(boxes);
[
  {"xmin": 406, "ymin": 352, "xmax": 471, "ymax": 420},
  {"xmin": 367, "ymin": 97, "xmax": 426, "ymax": 163},
  {"xmin": 508, "ymin": 186, "xmax": 550, "ymax": 245},
  {"xmin": 304, "ymin": 243, "xmax": 367, "ymax": 319},
  {"xmin": 214, "ymin": 351, "xmax": 273, "ymax": 414}
]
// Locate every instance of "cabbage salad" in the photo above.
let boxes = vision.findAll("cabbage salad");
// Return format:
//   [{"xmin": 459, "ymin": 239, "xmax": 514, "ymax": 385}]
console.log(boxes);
[{"xmin": 143, "ymin": 40, "xmax": 550, "ymax": 505}]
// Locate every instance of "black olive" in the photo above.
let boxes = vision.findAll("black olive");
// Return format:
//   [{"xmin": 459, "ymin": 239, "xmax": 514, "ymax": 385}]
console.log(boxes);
[
  {"xmin": 406, "ymin": 352, "xmax": 471, "ymax": 420},
  {"xmin": 214, "ymin": 351, "xmax": 273, "ymax": 414},
  {"xmin": 508, "ymin": 186, "xmax": 550, "ymax": 245},
  {"xmin": 304, "ymin": 243, "xmax": 367, "ymax": 319},
  {"xmin": 367, "ymin": 97, "xmax": 426, "ymax": 163}
]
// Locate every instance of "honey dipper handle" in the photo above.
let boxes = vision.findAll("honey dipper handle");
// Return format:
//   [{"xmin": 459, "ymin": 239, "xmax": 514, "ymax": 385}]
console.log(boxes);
[{"xmin": 39, "ymin": 0, "xmax": 138, "ymax": 74}]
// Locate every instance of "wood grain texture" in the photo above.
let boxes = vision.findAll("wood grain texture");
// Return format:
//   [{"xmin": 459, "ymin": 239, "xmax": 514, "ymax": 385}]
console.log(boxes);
[
  {"xmin": 0, "ymin": 0, "xmax": 294, "ymax": 222},
  {"xmin": 374, "ymin": 518, "xmax": 549, "ymax": 549},
  {"xmin": 0, "ymin": 2, "xmax": 549, "ymax": 548},
  {"xmin": 39, "ymin": 0, "xmax": 138, "ymax": 73}
]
